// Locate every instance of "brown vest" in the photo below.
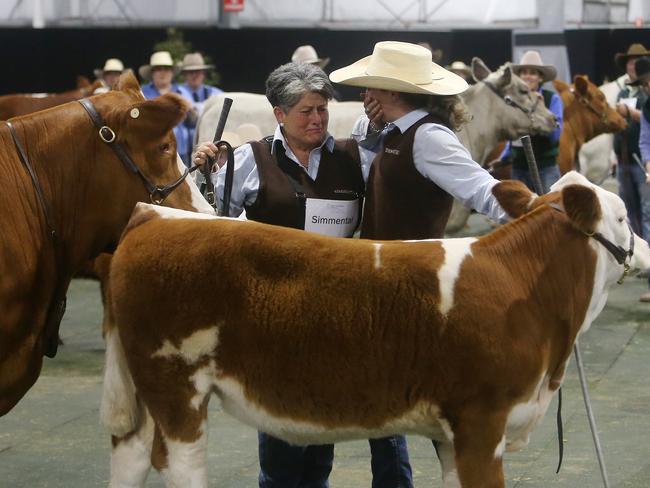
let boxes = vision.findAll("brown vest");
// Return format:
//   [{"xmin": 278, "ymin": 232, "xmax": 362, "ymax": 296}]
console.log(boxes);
[
  {"xmin": 360, "ymin": 115, "xmax": 453, "ymax": 240},
  {"xmin": 246, "ymin": 137, "xmax": 365, "ymax": 231}
]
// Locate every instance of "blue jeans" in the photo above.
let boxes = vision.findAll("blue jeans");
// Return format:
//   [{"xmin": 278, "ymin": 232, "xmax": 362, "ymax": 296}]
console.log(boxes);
[
  {"xmin": 617, "ymin": 161, "xmax": 650, "ymax": 238},
  {"xmin": 258, "ymin": 432, "xmax": 413, "ymax": 488},
  {"xmin": 511, "ymin": 164, "xmax": 561, "ymax": 195}
]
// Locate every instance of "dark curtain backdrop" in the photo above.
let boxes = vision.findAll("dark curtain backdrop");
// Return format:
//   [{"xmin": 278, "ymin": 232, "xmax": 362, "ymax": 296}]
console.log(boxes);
[{"xmin": 0, "ymin": 27, "xmax": 647, "ymax": 97}]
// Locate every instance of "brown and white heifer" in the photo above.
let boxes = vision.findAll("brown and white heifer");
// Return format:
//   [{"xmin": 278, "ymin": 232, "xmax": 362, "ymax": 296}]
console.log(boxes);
[
  {"xmin": 102, "ymin": 171, "xmax": 649, "ymax": 488},
  {"xmin": 0, "ymin": 71, "xmax": 213, "ymax": 416}
]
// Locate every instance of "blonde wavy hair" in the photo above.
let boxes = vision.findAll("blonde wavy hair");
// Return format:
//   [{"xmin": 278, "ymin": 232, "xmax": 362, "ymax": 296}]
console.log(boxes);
[{"xmin": 399, "ymin": 92, "xmax": 470, "ymax": 132}]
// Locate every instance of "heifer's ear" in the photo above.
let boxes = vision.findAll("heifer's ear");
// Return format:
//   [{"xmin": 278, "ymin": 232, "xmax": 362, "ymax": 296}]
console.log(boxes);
[
  {"xmin": 498, "ymin": 63, "xmax": 513, "ymax": 86},
  {"xmin": 76, "ymin": 75, "xmax": 91, "ymax": 89},
  {"xmin": 561, "ymin": 184, "xmax": 602, "ymax": 235},
  {"xmin": 553, "ymin": 79, "xmax": 569, "ymax": 94},
  {"xmin": 116, "ymin": 70, "xmax": 141, "ymax": 93},
  {"xmin": 121, "ymin": 93, "xmax": 189, "ymax": 140},
  {"xmin": 492, "ymin": 179, "xmax": 536, "ymax": 219},
  {"xmin": 574, "ymin": 75, "xmax": 589, "ymax": 96},
  {"xmin": 471, "ymin": 57, "xmax": 491, "ymax": 82}
]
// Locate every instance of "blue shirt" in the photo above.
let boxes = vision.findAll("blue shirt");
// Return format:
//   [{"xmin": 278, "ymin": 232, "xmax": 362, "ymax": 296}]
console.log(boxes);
[
  {"xmin": 141, "ymin": 82, "xmax": 194, "ymax": 165},
  {"xmin": 639, "ymin": 109, "xmax": 650, "ymax": 163}
]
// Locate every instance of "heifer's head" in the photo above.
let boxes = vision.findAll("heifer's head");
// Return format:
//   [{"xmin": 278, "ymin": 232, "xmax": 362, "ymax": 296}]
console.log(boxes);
[
  {"xmin": 471, "ymin": 58, "xmax": 557, "ymax": 139},
  {"xmin": 556, "ymin": 75, "xmax": 627, "ymax": 134},
  {"xmin": 80, "ymin": 71, "xmax": 213, "ymax": 249},
  {"xmin": 494, "ymin": 172, "xmax": 650, "ymax": 282}
]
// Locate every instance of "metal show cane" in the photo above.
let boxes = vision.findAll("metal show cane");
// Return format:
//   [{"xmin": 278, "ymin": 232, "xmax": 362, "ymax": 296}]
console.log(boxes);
[
  {"xmin": 520, "ymin": 135, "xmax": 611, "ymax": 488},
  {"xmin": 201, "ymin": 97, "xmax": 233, "ymax": 213}
]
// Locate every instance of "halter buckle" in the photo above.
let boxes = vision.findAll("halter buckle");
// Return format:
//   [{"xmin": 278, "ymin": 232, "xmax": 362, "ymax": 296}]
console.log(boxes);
[
  {"xmin": 99, "ymin": 126, "xmax": 116, "ymax": 143},
  {"xmin": 617, "ymin": 262, "xmax": 631, "ymax": 285},
  {"xmin": 150, "ymin": 188, "xmax": 166, "ymax": 205}
]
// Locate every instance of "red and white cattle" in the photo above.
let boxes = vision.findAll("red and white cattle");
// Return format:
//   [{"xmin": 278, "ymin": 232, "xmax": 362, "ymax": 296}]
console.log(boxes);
[{"xmin": 102, "ymin": 171, "xmax": 650, "ymax": 487}]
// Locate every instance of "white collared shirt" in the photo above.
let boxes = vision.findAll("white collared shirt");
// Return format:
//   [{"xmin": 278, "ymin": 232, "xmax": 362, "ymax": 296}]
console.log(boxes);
[
  {"xmin": 353, "ymin": 110, "xmax": 508, "ymax": 224},
  {"xmin": 212, "ymin": 125, "xmax": 336, "ymax": 217}
]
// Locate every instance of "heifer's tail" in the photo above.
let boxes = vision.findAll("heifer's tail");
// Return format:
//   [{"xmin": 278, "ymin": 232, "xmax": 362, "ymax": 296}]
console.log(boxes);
[{"xmin": 100, "ymin": 326, "xmax": 138, "ymax": 437}]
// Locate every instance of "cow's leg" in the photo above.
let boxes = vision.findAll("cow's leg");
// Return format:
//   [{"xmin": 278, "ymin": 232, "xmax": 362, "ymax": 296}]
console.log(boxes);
[
  {"xmin": 433, "ymin": 440, "xmax": 461, "ymax": 488},
  {"xmin": 156, "ymin": 399, "xmax": 210, "ymax": 488},
  {"xmin": 109, "ymin": 404, "xmax": 154, "ymax": 488},
  {"xmin": 452, "ymin": 414, "xmax": 506, "ymax": 488}
]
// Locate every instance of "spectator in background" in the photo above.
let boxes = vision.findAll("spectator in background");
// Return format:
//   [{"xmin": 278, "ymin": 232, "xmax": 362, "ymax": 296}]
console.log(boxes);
[
  {"xmin": 446, "ymin": 60, "xmax": 474, "ymax": 84},
  {"xmin": 180, "ymin": 52, "xmax": 223, "ymax": 158},
  {"xmin": 139, "ymin": 51, "xmax": 195, "ymax": 166},
  {"xmin": 613, "ymin": 44, "xmax": 650, "ymax": 239},
  {"xmin": 499, "ymin": 50, "xmax": 563, "ymax": 193},
  {"xmin": 628, "ymin": 56, "xmax": 650, "ymax": 301},
  {"xmin": 93, "ymin": 58, "xmax": 124, "ymax": 92},
  {"xmin": 291, "ymin": 45, "xmax": 341, "ymax": 100}
]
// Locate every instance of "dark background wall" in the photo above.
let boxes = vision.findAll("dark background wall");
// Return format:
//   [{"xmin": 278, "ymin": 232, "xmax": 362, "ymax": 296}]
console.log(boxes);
[{"xmin": 1, "ymin": 26, "xmax": 649, "ymax": 98}]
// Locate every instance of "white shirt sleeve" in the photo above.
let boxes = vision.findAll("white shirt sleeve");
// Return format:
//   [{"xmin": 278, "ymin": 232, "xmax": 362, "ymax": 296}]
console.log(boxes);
[
  {"xmin": 412, "ymin": 123, "xmax": 508, "ymax": 223},
  {"xmin": 211, "ymin": 143, "xmax": 260, "ymax": 217}
]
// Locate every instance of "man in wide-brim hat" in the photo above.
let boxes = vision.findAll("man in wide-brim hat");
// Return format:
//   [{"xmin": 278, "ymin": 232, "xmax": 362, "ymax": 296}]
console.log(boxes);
[
  {"xmin": 615, "ymin": 43, "xmax": 650, "ymax": 71},
  {"xmin": 179, "ymin": 52, "xmax": 222, "ymax": 104},
  {"xmin": 140, "ymin": 51, "xmax": 195, "ymax": 165},
  {"xmin": 94, "ymin": 58, "xmax": 124, "ymax": 90},
  {"xmin": 291, "ymin": 44, "xmax": 330, "ymax": 69},
  {"xmin": 446, "ymin": 60, "xmax": 473, "ymax": 83},
  {"xmin": 329, "ymin": 40, "xmax": 508, "ymax": 485}
]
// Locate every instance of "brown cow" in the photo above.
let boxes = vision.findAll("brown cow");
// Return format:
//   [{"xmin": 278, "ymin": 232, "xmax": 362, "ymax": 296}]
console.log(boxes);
[
  {"xmin": 0, "ymin": 71, "xmax": 214, "ymax": 416},
  {"xmin": 0, "ymin": 78, "xmax": 103, "ymax": 120},
  {"xmin": 102, "ymin": 171, "xmax": 649, "ymax": 487},
  {"xmin": 554, "ymin": 75, "xmax": 626, "ymax": 174}
]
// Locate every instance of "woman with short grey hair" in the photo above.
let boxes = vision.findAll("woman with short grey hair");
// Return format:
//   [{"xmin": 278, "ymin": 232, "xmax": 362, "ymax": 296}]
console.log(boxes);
[{"xmin": 193, "ymin": 61, "xmax": 410, "ymax": 488}]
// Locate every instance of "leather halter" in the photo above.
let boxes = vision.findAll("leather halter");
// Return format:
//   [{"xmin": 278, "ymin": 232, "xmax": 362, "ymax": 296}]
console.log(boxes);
[
  {"xmin": 78, "ymin": 98, "xmax": 192, "ymax": 205},
  {"xmin": 549, "ymin": 202, "xmax": 634, "ymax": 283},
  {"xmin": 482, "ymin": 80, "xmax": 541, "ymax": 118},
  {"xmin": 5, "ymin": 120, "xmax": 67, "ymax": 358}
]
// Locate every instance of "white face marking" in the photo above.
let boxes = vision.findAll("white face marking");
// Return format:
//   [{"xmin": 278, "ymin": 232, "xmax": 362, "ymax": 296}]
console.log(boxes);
[
  {"xmin": 152, "ymin": 327, "xmax": 219, "ymax": 364},
  {"xmin": 437, "ymin": 238, "xmax": 476, "ymax": 316},
  {"xmin": 214, "ymin": 376, "xmax": 446, "ymax": 444},
  {"xmin": 373, "ymin": 243, "xmax": 382, "ymax": 269},
  {"xmin": 176, "ymin": 154, "xmax": 217, "ymax": 215}
]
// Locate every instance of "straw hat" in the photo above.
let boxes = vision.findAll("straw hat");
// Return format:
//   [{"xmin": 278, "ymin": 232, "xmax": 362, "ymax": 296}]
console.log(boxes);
[
  {"xmin": 626, "ymin": 57, "xmax": 650, "ymax": 86},
  {"xmin": 138, "ymin": 51, "xmax": 178, "ymax": 80},
  {"xmin": 615, "ymin": 43, "xmax": 650, "ymax": 69},
  {"xmin": 291, "ymin": 45, "xmax": 330, "ymax": 69},
  {"xmin": 93, "ymin": 58, "xmax": 124, "ymax": 79},
  {"xmin": 446, "ymin": 60, "xmax": 472, "ymax": 77},
  {"xmin": 329, "ymin": 41, "xmax": 468, "ymax": 96},
  {"xmin": 511, "ymin": 50, "xmax": 557, "ymax": 82},
  {"xmin": 180, "ymin": 52, "xmax": 214, "ymax": 72}
]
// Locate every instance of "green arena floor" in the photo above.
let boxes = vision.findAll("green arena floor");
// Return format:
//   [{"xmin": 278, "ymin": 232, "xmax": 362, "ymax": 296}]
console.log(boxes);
[{"xmin": 2, "ymin": 217, "xmax": 650, "ymax": 487}]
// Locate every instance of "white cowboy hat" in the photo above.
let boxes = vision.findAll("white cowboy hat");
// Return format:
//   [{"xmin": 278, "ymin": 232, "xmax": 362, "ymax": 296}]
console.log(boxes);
[
  {"xmin": 446, "ymin": 60, "xmax": 471, "ymax": 76},
  {"xmin": 180, "ymin": 52, "xmax": 214, "ymax": 72},
  {"xmin": 93, "ymin": 58, "xmax": 124, "ymax": 79},
  {"xmin": 329, "ymin": 41, "xmax": 468, "ymax": 96},
  {"xmin": 291, "ymin": 45, "xmax": 330, "ymax": 69},
  {"xmin": 511, "ymin": 50, "xmax": 557, "ymax": 82},
  {"xmin": 138, "ymin": 51, "xmax": 179, "ymax": 80}
]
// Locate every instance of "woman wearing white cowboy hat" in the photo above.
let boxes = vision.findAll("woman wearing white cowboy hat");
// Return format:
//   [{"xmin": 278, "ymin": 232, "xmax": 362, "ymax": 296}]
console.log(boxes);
[
  {"xmin": 498, "ymin": 50, "xmax": 564, "ymax": 193},
  {"xmin": 140, "ymin": 51, "xmax": 196, "ymax": 166},
  {"xmin": 331, "ymin": 40, "xmax": 507, "ymax": 241}
]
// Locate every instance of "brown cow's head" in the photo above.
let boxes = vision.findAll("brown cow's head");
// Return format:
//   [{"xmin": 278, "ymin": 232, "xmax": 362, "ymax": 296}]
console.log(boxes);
[{"xmin": 572, "ymin": 75, "xmax": 627, "ymax": 133}]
